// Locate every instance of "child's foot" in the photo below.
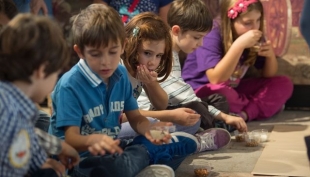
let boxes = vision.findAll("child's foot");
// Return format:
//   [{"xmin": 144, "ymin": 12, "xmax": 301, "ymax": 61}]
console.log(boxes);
[
  {"xmin": 131, "ymin": 132, "xmax": 198, "ymax": 164},
  {"xmin": 195, "ymin": 128, "xmax": 231, "ymax": 152},
  {"xmin": 136, "ymin": 165, "xmax": 175, "ymax": 177}
]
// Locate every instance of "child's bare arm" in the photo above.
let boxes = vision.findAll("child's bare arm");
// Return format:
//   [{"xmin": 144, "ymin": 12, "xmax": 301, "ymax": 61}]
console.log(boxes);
[
  {"xmin": 139, "ymin": 108, "xmax": 200, "ymax": 126},
  {"xmin": 125, "ymin": 109, "xmax": 171, "ymax": 144},
  {"xmin": 143, "ymin": 82, "xmax": 168, "ymax": 110},
  {"xmin": 207, "ymin": 30, "xmax": 262, "ymax": 84},
  {"xmin": 137, "ymin": 65, "xmax": 168, "ymax": 110},
  {"xmin": 215, "ymin": 112, "xmax": 247, "ymax": 132},
  {"xmin": 125, "ymin": 110, "xmax": 151, "ymax": 136},
  {"xmin": 259, "ymin": 41, "xmax": 278, "ymax": 77}
]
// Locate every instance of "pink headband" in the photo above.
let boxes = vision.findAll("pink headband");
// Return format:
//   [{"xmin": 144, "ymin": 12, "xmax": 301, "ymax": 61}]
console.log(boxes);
[{"xmin": 227, "ymin": 0, "xmax": 258, "ymax": 19}]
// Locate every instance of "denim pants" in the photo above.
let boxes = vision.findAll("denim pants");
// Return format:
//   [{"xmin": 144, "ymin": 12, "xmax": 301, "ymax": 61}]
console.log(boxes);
[
  {"xmin": 13, "ymin": 0, "xmax": 53, "ymax": 16},
  {"xmin": 29, "ymin": 168, "xmax": 58, "ymax": 177},
  {"xmin": 71, "ymin": 140, "xmax": 187, "ymax": 177}
]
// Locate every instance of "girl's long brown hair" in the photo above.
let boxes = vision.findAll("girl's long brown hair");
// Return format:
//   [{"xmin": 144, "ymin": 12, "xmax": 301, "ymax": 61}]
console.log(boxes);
[
  {"xmin": 123, "ymin": 12, "xmax": 173, "ymax": 82},
  {"xmin": 220, "ymin": 0, "xmax": 265, "ymax": 65}
]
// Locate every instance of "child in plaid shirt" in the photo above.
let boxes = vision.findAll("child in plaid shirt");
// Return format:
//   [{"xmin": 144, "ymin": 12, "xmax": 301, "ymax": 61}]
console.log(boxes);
[{"xmin": 0, "ymin": 14, "xmax": 79, "ymax": 177}]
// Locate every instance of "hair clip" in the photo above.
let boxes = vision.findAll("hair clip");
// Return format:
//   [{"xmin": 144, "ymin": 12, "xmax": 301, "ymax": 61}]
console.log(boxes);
[
  {"xmin": 227, "ymin": 0, "xmax": 258, "ymax": 19},
  {"xmin": 133, "ymin": 27, "xmax": 140, "ymax": 37}
]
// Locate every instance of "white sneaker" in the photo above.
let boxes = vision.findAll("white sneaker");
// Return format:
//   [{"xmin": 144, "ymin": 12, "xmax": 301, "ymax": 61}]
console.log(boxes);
[{"xmin": 136, "ymin": 165, "xmax": 175, "ymax": 177}]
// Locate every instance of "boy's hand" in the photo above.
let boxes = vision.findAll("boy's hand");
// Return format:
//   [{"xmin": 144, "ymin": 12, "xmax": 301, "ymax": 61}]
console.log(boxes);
[
  {"xmin": 88, "ymin": 134, "xmax": 123, "ymax": 156},
  {"xmin": 136, "ymin": 65, "xmax": 158, "ymax": 84},
  {"xmin": 57, "ymin": 141, "xmax": 80, "ymax": 169},
  {"xmin": 223, "ymin": 114, "xmax": 247, "ymax": 132},
  {"xmin": 258, "ymin": 40, "xmax": 275, "ymax": 58},
  {"xmin": 145, "ymin": 122, "xmax": 173, "ymax": 145},
  {"xmin": 170, "ymin": 108, "xmax": 200, "ymax": 126},
  {"xmin": 41, "ymin": 158, "xmax": 65, "ymax": 177}
]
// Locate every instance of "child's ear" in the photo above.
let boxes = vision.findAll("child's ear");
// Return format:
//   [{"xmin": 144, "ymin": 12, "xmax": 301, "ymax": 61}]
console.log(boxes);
[
  {"xmin": 34, "ymin": 64, "xmax": 47, "ymax": 79},
  {"xmin": 73, "ymin": 45, "xmax": 84, "ymax": 58},
  {"xmin": 171, "ymin": 25, "xmax": 181, "ymax": 36}
]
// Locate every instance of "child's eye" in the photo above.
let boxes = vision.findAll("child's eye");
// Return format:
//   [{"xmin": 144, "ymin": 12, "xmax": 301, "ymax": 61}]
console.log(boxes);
[
  {"xmin": 194, "ymin": 37, "xmax": 200, "ymax": 40},
  {"xmin": 91, "ymin": 53, "xmax": 100, "ymax": 57},
  {"xmin": 156, "ymin": 54, "xmax": 163, "ymax": 58},
  {"xmin": 144, "ymin": 52, "xmax": 151, "ymax": 56},
  {"xmin": 110, "ymin": 51, "xmax": 117, "ymax": 55}
]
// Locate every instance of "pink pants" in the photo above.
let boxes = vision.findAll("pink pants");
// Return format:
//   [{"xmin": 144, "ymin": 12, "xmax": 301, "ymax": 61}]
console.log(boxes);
[{"xmin": 195, "ymin": 76, "xmax": 293, "ymax": 121}]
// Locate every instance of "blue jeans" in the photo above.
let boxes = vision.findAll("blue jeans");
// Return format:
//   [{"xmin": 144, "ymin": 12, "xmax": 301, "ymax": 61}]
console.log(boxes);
[
  {"xmin": 71, "ymin": 140, "xmax": 186, "ymax": 177},
  {"xmin": 118, "ymin": 117, "xmax": 201, "ymax": 139},
  {"xmin": 301, "ymin": 0, "xmax": 310, "ymax": 47},
  {"xmin": 13, "ymin": 0, "xmax": 53, "ymax": 16}
]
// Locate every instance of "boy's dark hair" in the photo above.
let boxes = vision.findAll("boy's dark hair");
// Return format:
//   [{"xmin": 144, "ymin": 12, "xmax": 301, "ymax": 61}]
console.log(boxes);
[
  {"xmin": 0, "ymin": 14, "xmax": 70, "ymax": 83},
  {"xmin": 0, "ymin": 0, "xmax": 17, "ymax": 19},
  {"xmin": 167, "ymin": 0, "xmax": 213, "ymax": 33},
  {"xmin": 71, "ymin": 4, "xmax": 126, "ymax": 53}
]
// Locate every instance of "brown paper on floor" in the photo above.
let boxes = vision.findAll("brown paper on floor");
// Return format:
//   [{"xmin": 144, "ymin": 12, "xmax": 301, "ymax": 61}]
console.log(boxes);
[{"xmin": 252, "ymin": 125, "xmax": 310, "ymax": 177}]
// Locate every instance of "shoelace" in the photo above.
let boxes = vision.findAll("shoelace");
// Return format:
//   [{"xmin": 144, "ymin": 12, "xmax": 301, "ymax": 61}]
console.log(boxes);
[{"xmin": 198, "ymin": 133, "xmax": 217, "ymax": 152}]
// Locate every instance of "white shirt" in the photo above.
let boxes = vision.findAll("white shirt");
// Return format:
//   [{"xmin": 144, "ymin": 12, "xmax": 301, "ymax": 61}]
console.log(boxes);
[{"xmin": 137, "ymin": 51, "xmax": 220, "ymax": 116}]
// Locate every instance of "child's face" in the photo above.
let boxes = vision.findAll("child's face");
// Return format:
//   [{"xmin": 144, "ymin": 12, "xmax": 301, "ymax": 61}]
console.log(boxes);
[
  {"xmin": 175, "ymin": 30, "xmax": 207, "ymax": 54},
  {"xmin": 77, "ymin": 41, "xmax": 124, "ymax": 83},
  {"xmin": 137, "ymin": 39, "xmax": 165, "ymax": 71},
  {"xmin": 233, "ymin": 10, "xmax": 261, "ymax": 37}
]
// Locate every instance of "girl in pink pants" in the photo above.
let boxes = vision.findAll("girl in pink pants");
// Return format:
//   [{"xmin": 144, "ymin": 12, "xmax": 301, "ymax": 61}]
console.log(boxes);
[
  {"xmin": 194, "ymin": 76, "xmax": 293, "ymax": 121},
  {"xmin": 182, "ymin": 0, "xmax": 293, "ymax": 121}
]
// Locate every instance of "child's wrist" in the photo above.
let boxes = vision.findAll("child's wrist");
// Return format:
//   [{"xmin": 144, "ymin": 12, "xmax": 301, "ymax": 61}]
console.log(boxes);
[{"xmin": 143, "ymin": 80, "xmax": 158, "ymax": 87}]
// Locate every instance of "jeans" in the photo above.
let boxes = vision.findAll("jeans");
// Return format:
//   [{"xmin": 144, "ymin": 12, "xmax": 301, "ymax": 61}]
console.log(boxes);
[
  {"xmin": 71, "ymin": 140, "xmax": 186, "ymax": 177},
  {"xmin": 29, "ymin": 168, "xmax": 58, "ymax": 177},
  {"xmin": 301, "ymin": 0, "xmax": 310, "ymax": 47},
  {"xmin": 13, "ymin": 0, "xmax": 53, "ymax": 16}
]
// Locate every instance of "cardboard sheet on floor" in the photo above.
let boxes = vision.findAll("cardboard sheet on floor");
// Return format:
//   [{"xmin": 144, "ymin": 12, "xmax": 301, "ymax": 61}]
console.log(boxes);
[{"xmin": 252, "ymin": 125, "xmax": 310, "ymax": 177}]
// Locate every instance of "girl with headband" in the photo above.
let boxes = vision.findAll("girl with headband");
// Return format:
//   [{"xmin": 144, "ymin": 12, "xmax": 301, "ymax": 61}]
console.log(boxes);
[{"xmin": 182, "ymin": 0, "xmax": 293, "ymax": 122}]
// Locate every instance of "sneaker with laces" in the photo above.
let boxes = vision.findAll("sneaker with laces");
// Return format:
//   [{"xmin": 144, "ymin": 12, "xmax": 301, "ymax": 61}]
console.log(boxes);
[
  {"xmin": 195, "ymin": 128, "xmax": 231, "ymax": 152},
  {"xmin": 136, "ymin": 165, "xmax": 174, "ymax": 177},
  {"xmin": 131, "ymin": 132, "xmax": 198, "ymax": 164}
]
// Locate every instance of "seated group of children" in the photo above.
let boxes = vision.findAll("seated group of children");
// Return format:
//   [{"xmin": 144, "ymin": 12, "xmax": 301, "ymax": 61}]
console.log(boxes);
[{"xmin": 0, "ymin": 0, "xmax": 294, "ymax": 176}]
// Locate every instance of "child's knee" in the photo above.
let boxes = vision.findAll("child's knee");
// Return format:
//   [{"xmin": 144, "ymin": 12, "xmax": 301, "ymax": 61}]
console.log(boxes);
[{"xmin": 275, "ymin": 76, "xmax": 294, "ymax": 97}]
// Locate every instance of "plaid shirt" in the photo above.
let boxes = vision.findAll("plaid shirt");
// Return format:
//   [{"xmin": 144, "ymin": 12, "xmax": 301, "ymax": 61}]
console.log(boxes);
[
  {"xmin": 35, "ymin": 128, "xmax": 62, "ymax": 155},
  {"xmin": 0, "ymin": 82, "xmax": 47, "ymax": 177}
]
